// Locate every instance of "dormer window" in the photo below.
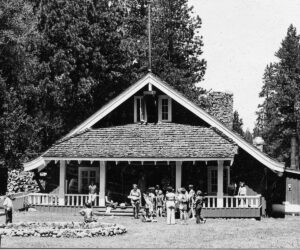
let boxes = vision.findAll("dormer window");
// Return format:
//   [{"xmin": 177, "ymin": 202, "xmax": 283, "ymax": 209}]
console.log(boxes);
[
  {"xmin": 158, "ymin": 95, "xmax": 172, "ymax": 122},
  {"xmin": 134, "ymin": 96, "xmax": 147, "ymax": 123}
]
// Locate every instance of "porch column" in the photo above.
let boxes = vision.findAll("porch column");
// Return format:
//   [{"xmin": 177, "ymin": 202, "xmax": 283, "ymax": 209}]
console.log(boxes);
[
  {"xmin": 58, "ymin": 160, "xmax": 66, "ymax": 205},
  {"xmin": 217, "ymin": 160, "xmax": 224, "ymax": 207},
  {"xmin": 99, "ymin": 161, "xmax": 106, "ymax": 206},
  {"xmin": 175, "ymin": 161, "xmax": 182, "ymax": 191}
]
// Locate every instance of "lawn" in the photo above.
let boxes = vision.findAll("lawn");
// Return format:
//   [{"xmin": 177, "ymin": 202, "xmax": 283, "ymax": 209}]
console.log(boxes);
[{"xmin": 1, "ymin": 211, "xmax": 300, "ymax": 248}]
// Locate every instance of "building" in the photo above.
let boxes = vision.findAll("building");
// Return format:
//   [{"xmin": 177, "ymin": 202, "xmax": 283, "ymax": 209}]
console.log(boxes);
[{"xmin": 23, "ymin": 73, "xmax": 287, "ymax": 218}]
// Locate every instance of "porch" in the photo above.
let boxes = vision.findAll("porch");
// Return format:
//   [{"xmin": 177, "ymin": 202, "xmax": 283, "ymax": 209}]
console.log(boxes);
[{"xmin": 20, "ymin": 193, "xmax": 262, "ymax": 219}]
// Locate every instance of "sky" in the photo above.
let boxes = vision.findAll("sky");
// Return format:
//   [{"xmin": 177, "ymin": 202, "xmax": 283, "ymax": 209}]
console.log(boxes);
[{"xmin": 189, "ymin": 0, "xmax": 300, "ymax": 131}]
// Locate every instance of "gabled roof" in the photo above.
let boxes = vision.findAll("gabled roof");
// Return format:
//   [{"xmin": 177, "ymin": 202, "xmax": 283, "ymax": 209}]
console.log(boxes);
[
  {"xmin": 42, "ymin": 123, "xmax": 238, "ymax": 160},
  {"xmin": 24, "ymin": 73, "xmax": 285, "ymax": 173}
]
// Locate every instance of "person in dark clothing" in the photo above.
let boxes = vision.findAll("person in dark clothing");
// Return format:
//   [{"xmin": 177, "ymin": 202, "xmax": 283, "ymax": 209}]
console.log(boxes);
[{"xmin": 194, "ymin": 190, "xmax": 206, "ymax": 224}]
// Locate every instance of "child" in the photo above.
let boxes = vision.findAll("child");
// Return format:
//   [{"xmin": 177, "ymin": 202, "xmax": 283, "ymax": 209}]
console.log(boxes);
[
  {"xmin": 156, "ymin": 190, "xmax": 164, "ymax": 217},
  {"xmin": 3, "ymin": 193, "xmax": 14, "ymax": 224},
  {"xmin": 143, "ymin": 192, "xmax": 155, "ymax": 221},
  {"xmin": 178, "ymin": 188, "xmax": 188, "ymax": 225},
  {"xmin": 79, "ymin": 203, "xmax": 97, "ymax": 223},
  {"xmin": 194, "ymin": 190, "xmax": 206, "ymax": 224}
]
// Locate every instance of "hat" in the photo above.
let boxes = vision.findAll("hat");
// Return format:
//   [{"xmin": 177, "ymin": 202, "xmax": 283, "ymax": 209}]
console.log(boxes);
[
  {"xmin": 181, "ymin": 187, "xmax": 186, "ymax": 193},
  {"xmin": 188, "ymin": 184, "xmax": 194, "ymax": 188}
]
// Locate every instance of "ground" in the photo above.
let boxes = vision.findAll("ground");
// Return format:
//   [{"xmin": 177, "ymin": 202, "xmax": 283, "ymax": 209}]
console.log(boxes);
[{"xmin": 1, "ymin": 211, "xmax": 300, "ymax": 248}]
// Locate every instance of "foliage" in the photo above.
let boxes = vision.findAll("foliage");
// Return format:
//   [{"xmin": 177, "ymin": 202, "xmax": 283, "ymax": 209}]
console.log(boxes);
[
  {"xmin": 232, "ymin": 110, "xmax": 244, "ymax": 136},
  {"xmin": 255, "ymin": 24, "xmax": 300, "ymax": 161},
  {"xmin": 0, "ymin": 0, "xmax": 207, "ymax": 168}
]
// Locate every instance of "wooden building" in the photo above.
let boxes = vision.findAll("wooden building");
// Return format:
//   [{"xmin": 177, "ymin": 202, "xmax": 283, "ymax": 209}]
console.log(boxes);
[{"xmin": 23, "ymin": 73, "xmax": 287, "ymax": 218}]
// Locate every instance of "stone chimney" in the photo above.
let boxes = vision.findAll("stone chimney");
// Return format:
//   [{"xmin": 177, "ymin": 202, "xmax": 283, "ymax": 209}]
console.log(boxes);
[{"xmin": 207, "ymin": 91, "xmax": 234, "ymax": 129}]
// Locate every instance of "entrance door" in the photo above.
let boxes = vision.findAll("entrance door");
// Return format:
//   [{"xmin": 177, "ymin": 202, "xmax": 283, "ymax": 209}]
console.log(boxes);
[{"xmin": 78, "ymin": 167, "xmax": 99, "ymax": 193}]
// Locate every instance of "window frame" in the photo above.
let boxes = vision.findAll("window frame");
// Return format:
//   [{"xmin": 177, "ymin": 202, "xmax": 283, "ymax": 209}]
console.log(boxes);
[
  {"xmin": 158, "ymin": 95, "xmax": 172, "ymax": 122},
  {"xmin": 134, "ymin": 96, "xmax": 147, "ymax": 123},
  {"xmin": 78, "ymin": 167, "xmax": 99, "ymax": 193}
]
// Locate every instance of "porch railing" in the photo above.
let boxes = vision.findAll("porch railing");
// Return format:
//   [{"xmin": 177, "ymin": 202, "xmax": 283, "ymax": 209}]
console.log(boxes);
[
  {"xmin": 27, "ymin": 193, "xmax": 101, "ymax": 207},
  {"xmin": 203, "ymin": 195, "xmax": 262, "ymax": 208},
  {"xmin": 25, "ymin": 193, "xmax": 261, "ymax": 208}
]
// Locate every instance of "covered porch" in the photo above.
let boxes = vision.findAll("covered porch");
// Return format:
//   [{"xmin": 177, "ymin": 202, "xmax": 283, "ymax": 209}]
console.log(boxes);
[{"xmin": 25, "ymin": 159, "xmax": 262, "ymax": 218}]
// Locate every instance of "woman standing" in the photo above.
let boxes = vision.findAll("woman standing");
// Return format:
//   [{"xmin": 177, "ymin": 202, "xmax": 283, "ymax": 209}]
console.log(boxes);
[
  {"xmin": 178, "ymin": 188, "xmax": 188, "ymax": 225},
  {"xmin": 165, "ymin": 186, "xmax": 176, "ymax": 225},
  {"xmin": 129, "ymin": 184, "xmax": 141, "ymax": 219}
]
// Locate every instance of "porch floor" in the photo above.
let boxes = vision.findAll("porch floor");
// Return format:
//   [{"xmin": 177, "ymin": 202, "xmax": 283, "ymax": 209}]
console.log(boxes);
[{"xmin": 30, "ymin": 205, "xmax": 262, "ymax": 219}]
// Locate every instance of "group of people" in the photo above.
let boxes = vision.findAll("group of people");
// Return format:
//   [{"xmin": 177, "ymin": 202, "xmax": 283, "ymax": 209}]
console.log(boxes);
[{"xmin": 129, "ymin": 184, "xmax": 207, "ymax": 225}]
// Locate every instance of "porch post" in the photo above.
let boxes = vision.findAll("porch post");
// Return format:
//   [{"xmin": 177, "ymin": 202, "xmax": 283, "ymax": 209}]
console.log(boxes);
[
  {"xmin": 175, "ymin": 161, "xmax": 182, "ymax": 191},
  {"xmin": 217, "ymin": 160, "xmax": 224, "ymax": 207},
  {"xmin": 99, "ymin": 161, "xmax": 106, "ymax": 206},
  {"xmin": 58, "ymin": 160, "xmax": 66, "ymax": 205}
]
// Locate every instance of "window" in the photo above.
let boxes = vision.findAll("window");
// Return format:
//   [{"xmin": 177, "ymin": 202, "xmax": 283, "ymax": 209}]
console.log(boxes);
[
  {"xmin": 158, "ymin": 95, "xmax": 172, "ymax": 122},
  {"xmin": 211, "ymin": 169, "xmax": 218, "ymax": 193},
  {"xmin": 134, "ymin": 96, "xmax": 147, "ymax": 123},
  {"xmin": 207, "ymin": 166, "xmax": 218, "ymax": 194},
  {"xmin": 78, "ymin": 167, "xmax": 99, "ymax": 193}
]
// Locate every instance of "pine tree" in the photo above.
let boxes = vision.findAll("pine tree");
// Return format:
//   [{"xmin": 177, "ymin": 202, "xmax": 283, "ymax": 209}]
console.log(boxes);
[
  {"xmin": 255, "ymin": 24, "xmax": 300, "ymax": 160},
  {"xmin": 232, "ymin": 111, "xmax": 244, "ymax": 137}
]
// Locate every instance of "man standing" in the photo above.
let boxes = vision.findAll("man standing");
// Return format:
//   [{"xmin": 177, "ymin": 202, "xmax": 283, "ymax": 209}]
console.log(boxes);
[
  {"xmin": 188, "ymin": 184, "xmax": 196, "ymax": 218},
  {"xmin": 129, "ymin": 184, "xmax": 141, "ymax": 219},
  {"xmin": 3, "ymin": 193, "xmax": 13, "ymax": 224}
]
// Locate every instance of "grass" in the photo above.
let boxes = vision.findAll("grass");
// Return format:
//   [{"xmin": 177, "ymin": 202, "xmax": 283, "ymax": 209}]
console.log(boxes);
[{"xmin": 1, "ymin": 211, "xmax": 300, "ymax": 248}]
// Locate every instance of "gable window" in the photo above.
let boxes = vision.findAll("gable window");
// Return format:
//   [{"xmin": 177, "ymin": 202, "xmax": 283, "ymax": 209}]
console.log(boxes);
[
  {"xmin": 158, "ymin": 95, "xmax": 172, "ymax": 122},
  {"xmin": 134, "ymin": 96, "xmax": 147, "ymax": 123}
]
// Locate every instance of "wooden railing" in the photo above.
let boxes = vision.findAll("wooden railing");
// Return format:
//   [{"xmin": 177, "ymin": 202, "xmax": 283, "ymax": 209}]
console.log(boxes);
[
  {"xmin": 64, "ymin": 194, "xmax": 100, "ymax": 207},
  {"xmin": 203, "ymin": 195, "xmax": 261, "ymax": 208},
  {"xmin": 25, "ymin": 193, "xmax": 261, "ymax": 208},
  {"xmin": 27, "ymin": 193, "xmax": 101, "ymax": 207},
  {"xmin": 28, "ymin": 193, "xmax": 59, "ymax": 206}
]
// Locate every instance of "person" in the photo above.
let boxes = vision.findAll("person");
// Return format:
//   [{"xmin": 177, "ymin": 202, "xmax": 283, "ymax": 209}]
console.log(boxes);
[
  {"xmin": 79, "ymin": 202, "xmax": 97, "ymax": 223},
  {"xmin": 165, "ymin": 186, "xmax": 176, "ymax": 225},
  {"xmin": 143, "ymin": 191, "xmax": 156, "ymax": 221},
  {"xmin": 88, "ymin": 181, "xmax": 97, "ymax": 206},
  {"xmin": 129, "ymin": 184, "xmax": 141, "ymax": 219},
  {"xmin": 155, "ymin": 185, "xmax": 160, "ymax": 196},
  {"xmin": 3, "ymin": 193, "xmax": 13, "ymax": 224},
  {"xmin": 156, "ymin": 190, "xmax": 164, "ymax": 217},
  {"xmin": 178, "ymin": 188, "xmax": 188, "ymax": 225},
  {"xmin": 238, "ymin": 181, "xmax": 247, "ymax": 207},
  {"xmin": 188, "ymin": 184, "xmax": 196, "ymax": 219},
  {"xmin": 194, "ymin": 190, "xmax": 206, "ymax": 224},
  {"xmin": 105, "ymin": 191, "xmax": 118, "ymax": 214}
]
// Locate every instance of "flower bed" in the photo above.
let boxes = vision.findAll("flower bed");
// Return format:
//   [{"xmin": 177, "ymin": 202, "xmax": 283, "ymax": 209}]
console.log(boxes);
[{"xmin": 0, "ymin": 221, "xmax": 127, "ymax": 238}]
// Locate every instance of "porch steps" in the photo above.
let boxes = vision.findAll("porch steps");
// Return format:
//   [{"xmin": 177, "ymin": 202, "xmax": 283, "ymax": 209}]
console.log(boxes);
[{"xmin": 94, "ymin": 206, "xmax": 144, "ymax": 217}]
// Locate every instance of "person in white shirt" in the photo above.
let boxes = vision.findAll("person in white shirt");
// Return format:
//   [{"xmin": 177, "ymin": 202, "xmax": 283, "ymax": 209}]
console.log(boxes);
[
  {"xmin": 238, "ymin": 181, "xmax": 247, "ymax": 207},
  {"xmin": 88, "ymin": 182, "xmax": 97, "ymax": 206},
  {"xmin": 3, "ymin": 193, "xmax": 14, "ymax": 224}
]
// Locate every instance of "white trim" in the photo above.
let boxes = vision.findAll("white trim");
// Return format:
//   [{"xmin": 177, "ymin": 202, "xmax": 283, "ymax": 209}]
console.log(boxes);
[
  {"xmin": 42, "ymin": 157, "xmax": 234, "ymax": 162},
  {"xmin": 24, "ymin": 73, "xmax": 285, "ymax": 173},
  {"xmin": 158, "ymin": 95, "xmax": 172, "ymax": 122},
  {"xmin": 24, "ymin": 157, "xmax": 47, "ymax": 172}
]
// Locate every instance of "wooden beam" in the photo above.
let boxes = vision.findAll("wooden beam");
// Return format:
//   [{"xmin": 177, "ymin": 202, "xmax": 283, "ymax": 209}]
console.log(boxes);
[
  {"xmin": 175, "ymin": 161, "xmax": 182, "ymax": 191},
  {"xmin": 99, "ymin": 161, "xmax": 106, "ymax": 206},
  {"xmin": 217, "ymin": 160, "xmax": 224, "ymax": 207},
  {"xmin": 59, "ymin": 160, "xmax": 66, "ymax": 205}
]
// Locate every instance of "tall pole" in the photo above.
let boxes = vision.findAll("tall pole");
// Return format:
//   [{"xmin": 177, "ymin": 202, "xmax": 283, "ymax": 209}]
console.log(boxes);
[{"xmin": 148, "ymin": 0, "xmax": 152, "ymax": 72}]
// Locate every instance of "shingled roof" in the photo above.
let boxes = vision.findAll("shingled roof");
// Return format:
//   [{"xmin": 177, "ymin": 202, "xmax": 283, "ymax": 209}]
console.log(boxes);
[{"xmin": 42, "ymin": 123, "xmax": 238, "ymax": 159}]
